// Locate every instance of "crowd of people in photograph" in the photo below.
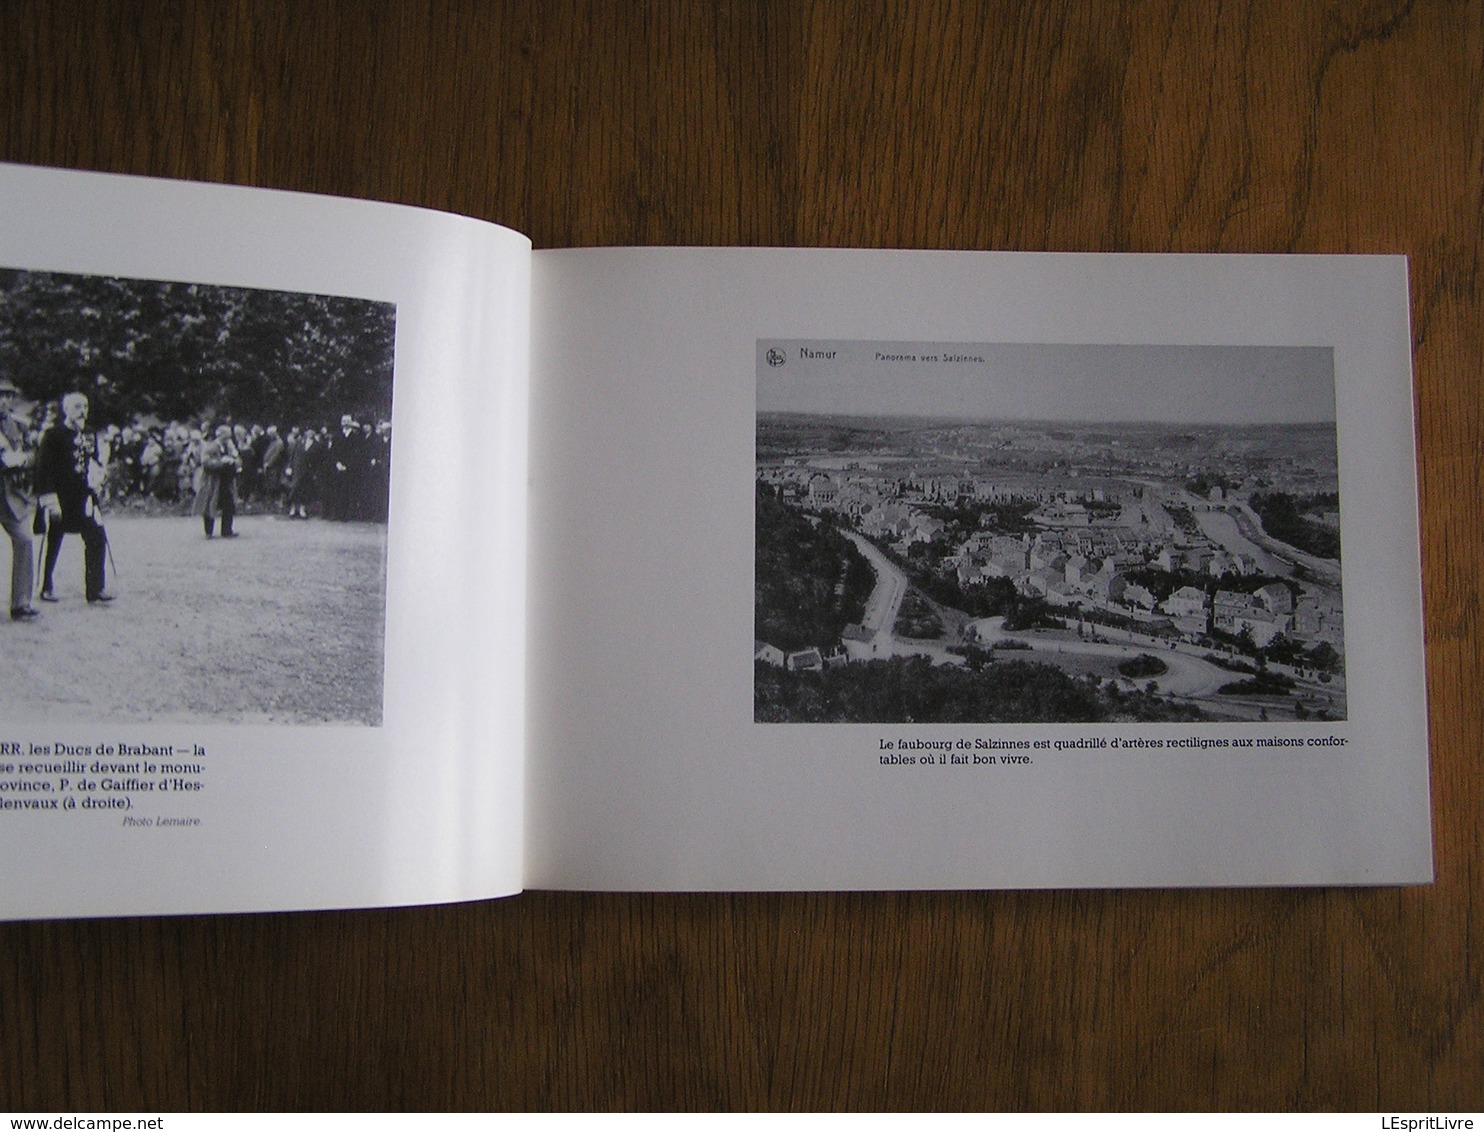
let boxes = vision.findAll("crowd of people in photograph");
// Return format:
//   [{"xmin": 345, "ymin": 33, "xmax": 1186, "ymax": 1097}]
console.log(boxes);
[
  {"xmin": 0, "ymin": 373, "xmax": 392, "ymax": 620},
  {"xmin": 89, "ymin": 411, "xmax": 393, "ymax": 526}
]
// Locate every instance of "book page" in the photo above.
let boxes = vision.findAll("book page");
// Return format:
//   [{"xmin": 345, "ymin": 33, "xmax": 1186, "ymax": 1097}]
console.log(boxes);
[
  {"xmin": 0, "ymin": 166, "xmax": 530, "ymax": 917},
  {"xmin": 526, "ymin": 248, "xmax": 1430, "ymax": 890}
]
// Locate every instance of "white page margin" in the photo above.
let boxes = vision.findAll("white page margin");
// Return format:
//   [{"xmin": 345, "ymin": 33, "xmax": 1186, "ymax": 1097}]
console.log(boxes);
[{"xmin": 526, "ymin": 248, "xmax": 1430, "ymax": 891}]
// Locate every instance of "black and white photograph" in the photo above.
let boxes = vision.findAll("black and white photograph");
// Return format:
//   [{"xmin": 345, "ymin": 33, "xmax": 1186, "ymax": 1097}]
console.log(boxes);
[
  {"xmin": 755, "ymin": 339, "xmax": 1347, "ymax": 724},
  {"xmin": 0, "ymin": 266, "xmax": 395, "ymax": 725}
]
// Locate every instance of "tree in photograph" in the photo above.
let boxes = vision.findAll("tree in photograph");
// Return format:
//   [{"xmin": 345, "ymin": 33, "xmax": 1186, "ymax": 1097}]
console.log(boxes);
[
  {"xmin": 1250, "ymin": 491, "xmax": 1341, "ymax": 562},
  {"xmin": 754, "ymin": 654, "xmax": 1209, "ymax": 724},
  {"xmin": 0, "ymin": 269, "xmax": 395, "ymax": 425},
  {"xmin": 1117, "ymin": 654, "xmax": 1168, "ymax": 679},
  {"xmin": 755, "ymin": 484, "xmax": 871, "ymax": 651}
]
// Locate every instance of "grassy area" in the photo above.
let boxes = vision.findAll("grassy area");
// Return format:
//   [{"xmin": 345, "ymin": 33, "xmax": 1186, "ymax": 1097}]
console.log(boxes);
[{"xmin": 0, "ymin": 514, "xmax": 387, "ymax": 725}]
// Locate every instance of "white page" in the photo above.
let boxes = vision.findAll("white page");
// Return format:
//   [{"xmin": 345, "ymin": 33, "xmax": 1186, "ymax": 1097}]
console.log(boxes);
[
  {"xmin": 0, "ymin": 166, "xmax": 530, "ymax": 917},
  {"xmin": 526, "ymin": 248, "xmax": 1431, "ymax": 890}
]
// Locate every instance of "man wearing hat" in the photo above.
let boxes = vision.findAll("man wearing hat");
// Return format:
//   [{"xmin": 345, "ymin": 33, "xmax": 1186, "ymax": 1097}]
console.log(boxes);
[
  {"xmin": 0, "ymin": 375, "xmax": 40, "ymax": 621},
  {"xmin": 36, "ymin": 391, "xmax": 112, "ymax": 605}
]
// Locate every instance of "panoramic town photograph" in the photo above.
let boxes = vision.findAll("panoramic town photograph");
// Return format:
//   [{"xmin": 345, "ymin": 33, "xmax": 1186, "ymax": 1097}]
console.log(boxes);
[{"xmin": 755, "ymin": 340, "xmax": 1346, "ymax": 724}]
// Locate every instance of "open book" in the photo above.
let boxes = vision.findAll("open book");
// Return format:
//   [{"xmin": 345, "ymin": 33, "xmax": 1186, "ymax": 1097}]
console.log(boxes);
[{"xmin": 0, "ymin": 164, "xmax": 1431, "ymax": 919}]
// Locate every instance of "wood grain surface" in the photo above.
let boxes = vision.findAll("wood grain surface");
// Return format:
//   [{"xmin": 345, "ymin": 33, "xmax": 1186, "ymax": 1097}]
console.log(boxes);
[{"xmin": 1, "ymin": 0, "xmax": 1480, "ymax": 1112}]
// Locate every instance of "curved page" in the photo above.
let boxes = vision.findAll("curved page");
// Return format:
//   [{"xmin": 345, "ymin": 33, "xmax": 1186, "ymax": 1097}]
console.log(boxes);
[{"xmin": 0, "ymin": 166, "xmax": 530, "ymax": 918}]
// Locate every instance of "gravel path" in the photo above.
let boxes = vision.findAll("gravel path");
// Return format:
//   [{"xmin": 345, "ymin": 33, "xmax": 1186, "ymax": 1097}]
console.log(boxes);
[{"xmin": 1, "ymin": 514, "xmax": 388, "ymax": 725}]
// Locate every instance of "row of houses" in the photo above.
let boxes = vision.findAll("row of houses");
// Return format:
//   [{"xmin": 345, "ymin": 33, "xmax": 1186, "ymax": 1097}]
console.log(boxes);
[
  {"xmin": 957, "ymin": 533, "xmax": 1344, "ymax": 651},
  {"xmin": 952, "ymin": 530, "xmax": 1262, "ymax": 595},
  {"xmin": 753, "ymin": 641, "xmax": 847, "ymax": 672},
  {"xmin": 760, "ymin": 467, "xmax": 1115, "ymax": 518}
]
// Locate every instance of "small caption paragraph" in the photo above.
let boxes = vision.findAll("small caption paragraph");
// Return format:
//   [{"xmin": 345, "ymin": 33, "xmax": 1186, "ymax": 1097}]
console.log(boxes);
[
  {"xmin": 0, "ymin": 739, "xmax": 206, "ymax": 825},
  {"xmin": 877, "ymin": 731, "xmax": 1348, "ymax": 767}
]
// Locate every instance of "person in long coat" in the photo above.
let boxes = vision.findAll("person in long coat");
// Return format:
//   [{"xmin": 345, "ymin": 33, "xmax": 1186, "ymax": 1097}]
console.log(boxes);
[
  {"xmin": 322, "ymin": 414, "xmax": 364, "ymax": 521},
  {"xmin": 35, "ymin": 391, "xmax": 111, "ymax": 603},
  {"xmin": 284, "ymin": 427, "xmax": 321, "ymax": 519},
  {"xmin": 0, "ymin": 376, "xmax": 39, "ymax": 620},
  {"xmin": 192, "ymin": 424, "xmax": 240, "ymax": 538},
  {"xmin": 258, "ymin": 425, "xmax": 287, "ymax": 507}
]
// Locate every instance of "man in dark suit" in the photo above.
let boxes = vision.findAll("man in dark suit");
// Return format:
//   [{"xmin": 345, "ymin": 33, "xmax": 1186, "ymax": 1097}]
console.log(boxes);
[
  {"xmin": 0, "ymin": 375, "xmax": 40, "ymax": 621},
  {"xmin": 35, "ymin": 391, "xmax": 112, "ymax": 604},
  {"xmin": 323, "ymin": 413, "xmax": 364, "ymax": 521}
]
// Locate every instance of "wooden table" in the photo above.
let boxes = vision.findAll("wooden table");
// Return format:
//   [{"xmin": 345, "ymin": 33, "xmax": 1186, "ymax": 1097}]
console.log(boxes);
[{"xmin": 2, "ymin": 0, "xmax": 1479, "ymax": 1111}]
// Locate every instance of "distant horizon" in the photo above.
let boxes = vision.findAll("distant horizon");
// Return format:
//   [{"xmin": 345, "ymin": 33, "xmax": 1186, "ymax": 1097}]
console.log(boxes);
[{"xmin": 757, "ymin": 341, "xmax": 1337, "ymax": 426}]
